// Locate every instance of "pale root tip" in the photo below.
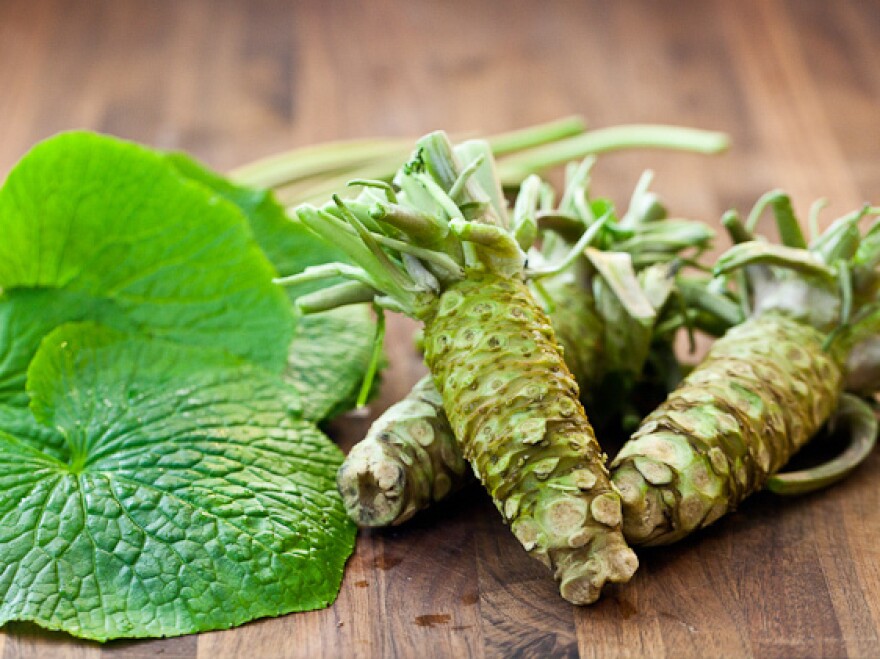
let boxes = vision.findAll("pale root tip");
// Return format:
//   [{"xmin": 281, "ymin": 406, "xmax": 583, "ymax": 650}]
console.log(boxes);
[
  {"xmin": 614, "ymin": 464, "xmax": 667, "ymax": 545},
  {"xmin": 557, "ymin": 542, "xmax": 639, "ymax": 605},
  {"xmin": 337, "ymin": 452, "xmax": 406, "ymax": 527},
  {"xmin": 559, "ymin": 574, "xmax": 602, "ymax": 605}
]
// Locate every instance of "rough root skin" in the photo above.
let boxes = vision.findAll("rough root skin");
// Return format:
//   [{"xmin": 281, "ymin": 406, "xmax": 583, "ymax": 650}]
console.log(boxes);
[
  {"xmin": 611, "ymin": 313, "xmax": 843, "ymax": 546},
  {"xmin": 543, "ymin": 277, "xmax": 605, "ymax": 393},
  {"xmin": 339, "ymin": 279, "xmax": 605, "ymax": 530},
  {"xmin": 337, "ymin": 376, "xmax": 467, "ymax": 526},
  {"xmin": 423, "ymin": 273, "xmax": 637, "ymax": 605}
]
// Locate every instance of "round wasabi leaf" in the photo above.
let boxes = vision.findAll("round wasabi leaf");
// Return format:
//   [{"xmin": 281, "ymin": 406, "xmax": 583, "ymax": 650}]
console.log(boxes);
[
  {"xmin": 0, "ymin": 288, "xmax": 139, "ymax": 407},
  {"xmin": 0, "ymin": 403, "xmax": 66, "ymax": 462},
  {"xmin": 0, "ymin": 323, "xmax": 355, "ymax": 641},
  {"xmin": 0, "ymin": 132, "xmax": 294, "ymax": 379},
  {"xmin": 163, "ymin": 152, "xmax": 350, "ymax": 283},
  {"xmin": 163, "ymin": 152, "xmax": 381, "ymax": 422},
  {"xmin": 285, "ymin": 306, "xmax": 378, "ymax": 422}
]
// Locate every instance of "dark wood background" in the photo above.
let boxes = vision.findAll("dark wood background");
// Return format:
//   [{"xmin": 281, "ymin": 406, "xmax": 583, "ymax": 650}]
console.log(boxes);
[{"xmin": 2, "ymin": 1, "xmax": 879, "ymax": 657}]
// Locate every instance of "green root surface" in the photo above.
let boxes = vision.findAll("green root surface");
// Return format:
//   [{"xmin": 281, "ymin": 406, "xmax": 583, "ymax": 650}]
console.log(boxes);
[
  {"xmin": 543, "ymin": 277, "xmax": 605, "ymax": 393},
  {"xmin": 424, "ymin": 273, "xmax": 637, "ymax": 605},
  {"xmin": 612, "ymin": 313, "xmax": 843, "ymax": 546},
  {"xmin": 338, "ymin": 280, "xmax": 609, "ymax": 530},
  {"xmin": 337, "ymin": 376, "xmax": 467, "ymax": 526}
]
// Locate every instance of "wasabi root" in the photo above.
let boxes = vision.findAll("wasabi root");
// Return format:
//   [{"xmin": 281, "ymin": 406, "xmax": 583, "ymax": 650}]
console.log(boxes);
[
  {"xmin": 336, "ymin": 376, "xmax": 466, "ymax": 526},
  {"xmin": 613, "ymin": 314, "xmax": 841, "ymax": 544},
  {"xmin": 612, "ymin": 194, "xmax": 880, "ymax": 545}
]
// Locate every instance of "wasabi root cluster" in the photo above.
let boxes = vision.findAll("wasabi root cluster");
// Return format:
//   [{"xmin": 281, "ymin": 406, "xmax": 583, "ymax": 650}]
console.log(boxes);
[
  {"xmin": 281, "ymin": 126, "xmax": 878, "ymax": 608},
  {"xmin": 337, "ymin": 165, "xmax": 737, "ymax": 529}
]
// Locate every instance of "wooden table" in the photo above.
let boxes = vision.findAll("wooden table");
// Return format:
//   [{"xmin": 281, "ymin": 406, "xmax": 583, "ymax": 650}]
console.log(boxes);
[{"xmin": 2, "ymin": 1, "xmax": 879, "ymax": 656}]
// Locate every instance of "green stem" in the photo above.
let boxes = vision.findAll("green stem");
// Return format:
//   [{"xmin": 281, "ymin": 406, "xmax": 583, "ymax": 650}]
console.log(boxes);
[
  {"xmin": 808, "ymin": 198, "xmax": 828, "ymax": 244},
  {"xmin": 721, "ymin": 210, "xmax": 754, "ymax": 244},
  {"xmin": 296, "ymin": 206, "xmax": 416, "ymax": 308},
  {"xmin": 530, "ymin": 278, "xmax": 556, "ymax": 313},
  {"xmin": 230, "ymin": 138, "xmax": 410, "ymax": 189},
  {"xmin": 454, "ymin": 140, "xmax": 508, "ymax": 223},
  {"xmin": 274, "ymin": 263, "xmax": 375, "ymax": 288},
  {"xmin": 771, "ymin": 194, "xmax": 808, "ymax": 249},
  {"xmin": 371, "ymin": 233, "xmax": 464, "ymax": 280},
  {"xmin": 296, "ymin": 281, "xmax": 378, "ymax": 313},
  {"xmin": 333, "ymin": 195, "xmax": 415, "ymax": 295},
  {"xmin": 276, "ymin": 155, "xmax": 411, "ymax": 204},
  {"xmin": 370, "ymin": 202, "xmax": 448, "ymax": 243},
  {"xmin": 512, "ymin": 174, "xmax": 541, "ymax": 249},
  {"xmin": 676, "ymin": 278, "xmax": 744, "ymax": 328},
  {"xmin": 559, "ymin": 157, "xmax": 595, "ymax": 215},
  {"xmin": 745, "ymin": 189, "xmax": 785, "ymax": 233},
  {"xmin": 235, "ymin": 117, "xmax": 587, "ymax": 193},
  {"xmin": 357, "ymin": 307, "xmax": 386, "ymax": 408},
  {"xmin": 714, "ymin": 241, "xmax": 836, "ymax": 280},
  {"xmin": 528, "ymin": 211, "xmax": 611, "ymax": 279},
  {"xmin": 350, "ymin": 179, "xmax": 398, "ymax": 203},
  {"xmin": 497, "ymin": 124, "xmax": 729, "ymax": 182},
  {"xmin": 448, "ymin": 154, "xmax": 486, "ymax": 201},
  {"xmin": 487, "ymin": 115, "xmax": 587, "ymax": 155},
  {"xmin": 676, "ymin": 289, "xmax": 697, "ymax": 353},
  {"xmin": 536, "ymin": 212, "xmax": 589, "ymax": 243},
  {"xmin": 448, "ymin": 220, "xmax": 518, "ymax": 252},
  {"xmin": 620, "ymin": 169, "xmax": 656, "ymax": 228},
  {"xmin": 839, "ymin": 260, "xmax": 853, "ymax": 327}
]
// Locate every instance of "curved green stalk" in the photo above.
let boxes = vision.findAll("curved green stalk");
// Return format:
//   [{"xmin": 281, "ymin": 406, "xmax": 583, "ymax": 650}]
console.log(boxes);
[
  {"xmin": 766, "ymin": 393, "xmax": 877, "ymax": 495},
  {"xmin": 231, "ymin": 117, "xmax": 586, "ymax": 193},
  {"xmin": 497, "ymin": 125, "xmax": 729, "ymax": 183},
  {"xmin": 232, "ymin": 120, "xmax": 729, "ymax": 208}
]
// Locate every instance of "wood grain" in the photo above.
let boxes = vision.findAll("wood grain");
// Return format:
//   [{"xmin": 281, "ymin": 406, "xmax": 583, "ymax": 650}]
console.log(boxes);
[{"xmin": 1, "ymin": 0, "xmax": 879, "ymax": 657}]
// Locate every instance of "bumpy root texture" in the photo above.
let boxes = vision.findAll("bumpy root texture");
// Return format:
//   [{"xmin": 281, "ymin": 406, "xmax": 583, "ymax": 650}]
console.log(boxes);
[
  {"xmin": 338, "ymin": 280, "xmax": 605, "ymax": 529},
  {"xmin": 337, "ymin": 376, "xmax": 467, "ymax": 526},
  {"xmin": 542, "ymin": 277, "xmax": 605, "ymax": 394},
  {"xmin": 611, "ymin": 313, "xmax": 843, "ymax": 546},
  {"xmin": 424, "ymin": 273, "xmax": 637, "ymax": 604}
]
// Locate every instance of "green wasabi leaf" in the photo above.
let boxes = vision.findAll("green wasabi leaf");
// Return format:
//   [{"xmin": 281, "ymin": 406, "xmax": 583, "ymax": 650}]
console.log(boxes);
[
  {"xmin": 164, "ymin": 152, "xmax": 350, "ymax": 284},
  {"xmin": 0, "ymin": 289, "xmax": 132, "ymax": 406},
  {"xmin": 286, "ymin": 306, "xmax": 378, "ymax": 421},
  {"xmin": 164, "ymin": 151, "xmax": 381, "ymax": 421},
  {"xmin": 0, "ymin": 403, "xmax": 66, "ymax": 462},
  {"xmin": 0, "ymin": 323, "xmax": 355, "ymax": 641},
  {"xmin": 0, "ymin": 132, "xmax": 295, "ymax": 402}
]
